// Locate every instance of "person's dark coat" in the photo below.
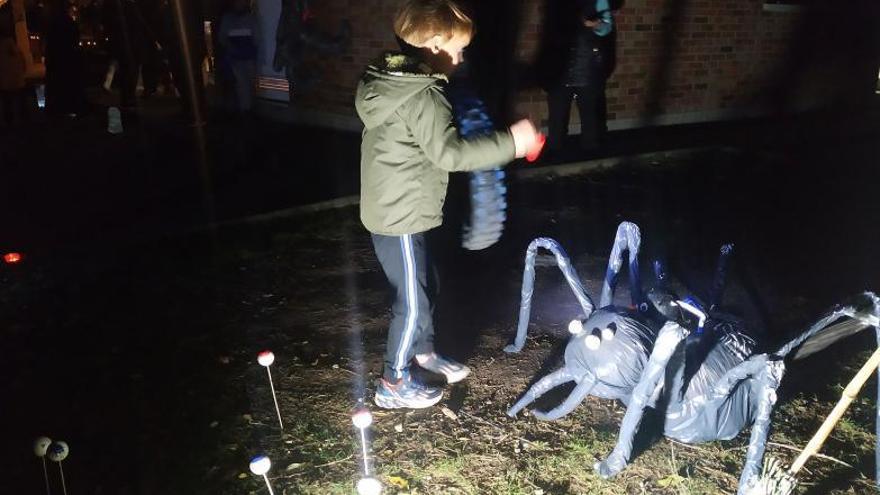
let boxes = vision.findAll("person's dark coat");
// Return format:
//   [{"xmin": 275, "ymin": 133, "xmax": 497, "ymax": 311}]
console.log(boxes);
[
  {"xmin": 45, "ymin": 9, "xmax": 86, "ymax": 114},
  {"xmin": 536, "ymin": 0, "xmax": 615, "ymax": 89}
]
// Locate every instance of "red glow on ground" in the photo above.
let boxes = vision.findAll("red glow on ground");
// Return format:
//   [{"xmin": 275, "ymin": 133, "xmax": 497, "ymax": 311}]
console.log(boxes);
[{"xmin": 3, "ymin": 252, "xmax": 22, "ymax": 264}]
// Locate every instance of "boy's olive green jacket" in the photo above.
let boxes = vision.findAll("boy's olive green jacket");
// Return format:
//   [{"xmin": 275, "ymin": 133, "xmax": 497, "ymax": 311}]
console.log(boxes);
[{"xmin": 355, "ymin": 53, "xmax": 515, "ymax": 236}]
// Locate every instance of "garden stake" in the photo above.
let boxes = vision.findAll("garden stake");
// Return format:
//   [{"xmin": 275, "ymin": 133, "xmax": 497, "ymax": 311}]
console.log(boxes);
[
  {"xmin": 34, "ymin": 436, "xmax": 52, "ymax": 495},
  {"xmin": 749, "ymin": 345, "xmax": 880, "ymax": 495},
  {"xmin": 257, "ymin": 350, "xmax": 284, "ymax": 430},
  {"xmin": 249, "ymin": 455, "xmax": 275, "ymax": 495},
  {"xmin": 352, "ymin": 406, "xmax": 382, "ymax": 494}
]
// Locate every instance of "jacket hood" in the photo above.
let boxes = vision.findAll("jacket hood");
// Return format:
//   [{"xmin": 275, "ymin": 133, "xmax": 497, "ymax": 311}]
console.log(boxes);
[{"xmin": 356, "ymin": 53, "xmax": 447, "ymax": 130}]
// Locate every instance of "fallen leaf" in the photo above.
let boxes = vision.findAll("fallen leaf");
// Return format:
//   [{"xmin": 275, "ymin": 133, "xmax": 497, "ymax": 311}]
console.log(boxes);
[
  {"xmin": 440, "ymin": 406, "xmax": 458, "ymax": 421},
  {"xmin": 387, "ymin": 476, "xmax": 409, "ymax": 489},
  {"xmin": 657, "ymin": 474, "xmax": 685, "ymax": 488},
  {"xmin": 237, "ymin": 473, "xmax": 248, "ymax": 479}
]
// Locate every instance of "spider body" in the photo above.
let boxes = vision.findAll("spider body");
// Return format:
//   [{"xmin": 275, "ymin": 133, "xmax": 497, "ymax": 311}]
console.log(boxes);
[{"xmin": 506, "ymin": 221, "xmax": 880, "ymax": 494}]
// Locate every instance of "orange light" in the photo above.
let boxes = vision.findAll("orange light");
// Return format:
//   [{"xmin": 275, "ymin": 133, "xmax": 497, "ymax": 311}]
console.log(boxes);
[{"xmin": 3, "ymin": 252, "xmax": 22, "ymax": 264}]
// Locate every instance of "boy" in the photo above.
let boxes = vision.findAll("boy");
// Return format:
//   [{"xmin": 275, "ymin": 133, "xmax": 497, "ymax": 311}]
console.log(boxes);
[{"xmin": 355, "ymin": 0, "xmax": 539, "ymax": 409}]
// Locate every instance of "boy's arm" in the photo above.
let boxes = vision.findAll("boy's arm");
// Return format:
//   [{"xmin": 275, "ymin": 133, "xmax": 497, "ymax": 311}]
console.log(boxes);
[{"xmin": 406, "ymin": 87, "xmax": 516, "ymax": 172}]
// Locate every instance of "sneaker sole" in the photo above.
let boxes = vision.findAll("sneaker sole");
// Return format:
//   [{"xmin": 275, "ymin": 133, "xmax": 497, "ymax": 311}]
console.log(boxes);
[
  {"xmin": 374, "ymin": 391, "xmax": 444, "ymax": 410},
  {"xmin": 445, "ymin": 367, "xmax": 471, "ymax": 384}
]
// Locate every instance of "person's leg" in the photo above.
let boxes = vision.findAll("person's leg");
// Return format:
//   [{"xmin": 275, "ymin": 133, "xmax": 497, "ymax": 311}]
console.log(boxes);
[
  {"xmin": 229, "ymin": 60, "xmax": 254, "ymax": 113},
  {"xmin": 12, "ymin": 88, "xmax": 26, "ymax": 124},
  {"xmin": 575, "ymin": 84, "xmax": 601, "ymax": 150},
  {"xmin": 372, "ymin": 232, "xmax": 433, "ymax": 382},
  {"xmin": 546, "ymin": 85, "xmax": 574, "ymax": 151},
  {"xmin": 410, "ymin": 232, "xmax": 437, "ymax": 357},
  {"xmin": 372, "ymin": 232, "xmax": 443, "ymax": 408},
  {"xmin": 117, "ymin": 56, "xmax": 137, "ymax": 108},
  {"xmin": 103, "ymin": 60, "xmax": 118, "ymax": 92},
  {"xmin": 409, "ymin": 231, "xmax": 471, "ymax": 382},
  {"xmin": 237, "ymin": 60, "xmax": 257, "ymax": 112},
  {"xmin": 142, "ymin": 49, "xmax": 160, "ymax": 98},
  {"xmin": 0, "ymin": 91, "xmax": 12, "ymax": 126},
  {"xmin": 597, "ymin": 82, "xmax": 609, "ymax": 141}
]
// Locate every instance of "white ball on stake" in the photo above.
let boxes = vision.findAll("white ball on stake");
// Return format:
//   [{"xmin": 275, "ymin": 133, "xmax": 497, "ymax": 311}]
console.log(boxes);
[
  {"xmin": 352, "ymin": 405, "xmax": 376, "ymax": 484},
  {"xmin": 257, "ymin": 350, "xmax": 284, "ymax": 430},
  {"xmin": 47, "ymin": 441, "xmax": 69, "ymax": 462},
  {"xmin": 249, "ymin": 455, "xmax": 271, "ymax": 475},
  {"xmin": 34, "ymin": 437, "xmax": 52, "ymax": 457},
  {"xmin": 357, "ymin": 476, "xmax": 383, "ymax": 495},
  {"xmin": 48, "ymin": 441, "xmax": 69, "ymax": 495},
  {"xmin": 249, "ymin": 455, "xmax": 275, "ymax": 495},
  {"xmin": 33, "ymin": 437, "xmax": 52, "ymax": 495},
  {"xmin": 257, "ymin": 350, "xmax": 275, "ymax": 367},
  {"xmin": 351, "ymin": 408, "xmax": 373, "ymax": 429}
]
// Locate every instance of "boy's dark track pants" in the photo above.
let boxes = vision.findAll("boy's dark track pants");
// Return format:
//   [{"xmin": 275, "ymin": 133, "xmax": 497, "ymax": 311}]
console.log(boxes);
[{"xmin": 371, "ymin": 232, "xmax": 437, "ymax": 381}]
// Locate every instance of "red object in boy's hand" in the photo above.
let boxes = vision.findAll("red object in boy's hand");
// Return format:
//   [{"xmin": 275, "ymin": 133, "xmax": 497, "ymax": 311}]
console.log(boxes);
[
  {"xmin": 525, "ymin": 133, "xmax": 546, "ymax": 163},
  {"xmin": 3, "ymin": 252, "xmax": 22, "ymax": 264}
]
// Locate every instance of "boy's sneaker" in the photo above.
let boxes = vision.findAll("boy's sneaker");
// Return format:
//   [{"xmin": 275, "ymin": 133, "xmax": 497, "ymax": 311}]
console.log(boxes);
[
  {"xmin": 374, "ymin": 370, "xmax": 443, "ymax": 409},
  {"xmin": 415, "ymin": 352, "xmax": 471, "ymax": 384}
]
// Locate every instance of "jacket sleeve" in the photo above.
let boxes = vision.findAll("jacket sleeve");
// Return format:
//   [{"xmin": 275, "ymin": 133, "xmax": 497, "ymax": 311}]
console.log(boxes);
[{"xmin": 404, "ymin": 86, "xmax": 516, "ymax": 172}]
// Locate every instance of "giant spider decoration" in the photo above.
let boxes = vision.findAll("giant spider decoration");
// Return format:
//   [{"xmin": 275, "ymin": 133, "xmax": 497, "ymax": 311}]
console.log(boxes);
[{"xmin": 505, "ymin": 222, "xmax": 880, "ymax": 494}]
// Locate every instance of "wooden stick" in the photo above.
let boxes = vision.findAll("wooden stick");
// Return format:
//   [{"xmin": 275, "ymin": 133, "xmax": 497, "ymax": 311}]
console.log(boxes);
[{"xmin": 789, "ymin": 346, "xmax": 880, "ymax": 474}]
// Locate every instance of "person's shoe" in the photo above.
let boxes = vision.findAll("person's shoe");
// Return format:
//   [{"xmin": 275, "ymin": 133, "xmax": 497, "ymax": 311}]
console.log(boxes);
[
  {"xmin": 374, "ymin": 370, "xmax": 443, "ymax": 409},
  {"xmin": 415, "ymin": 352, "xmax": 471, "ymax": 384}
]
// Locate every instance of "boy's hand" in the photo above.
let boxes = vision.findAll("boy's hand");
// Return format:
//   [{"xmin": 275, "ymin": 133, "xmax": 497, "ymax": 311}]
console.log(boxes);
[{"xmin": 510, "ymin": 119, "xmax": 539, "ymax": 159}]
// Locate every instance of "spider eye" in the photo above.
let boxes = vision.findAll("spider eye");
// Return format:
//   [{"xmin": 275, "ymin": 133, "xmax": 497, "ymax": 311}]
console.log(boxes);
[{"xmin": 584, "ymin": 328, "xmax": 601, "ymax": 350}]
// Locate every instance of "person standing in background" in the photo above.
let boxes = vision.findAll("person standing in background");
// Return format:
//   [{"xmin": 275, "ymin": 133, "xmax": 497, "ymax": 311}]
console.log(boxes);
[
  {"xmin": 0, "ymin": 30, "xmax": 28, "ymax": 127},
  {"xmin": 45, "ymin": 0, "xmax": 87, "ymax": 116},
  {"xmin": 541, "ymin": 0, "xmax": 615, "ymax": 156},
  {"xmin": 218, "ymin": 0, "xmax": 260, "ymax": 113}
]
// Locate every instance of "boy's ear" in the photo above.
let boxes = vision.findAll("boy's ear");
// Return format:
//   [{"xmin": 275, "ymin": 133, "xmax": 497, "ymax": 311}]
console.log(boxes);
[{"xmin": 426, "ymin": 34, "xmax": 444, "ymax": 53}]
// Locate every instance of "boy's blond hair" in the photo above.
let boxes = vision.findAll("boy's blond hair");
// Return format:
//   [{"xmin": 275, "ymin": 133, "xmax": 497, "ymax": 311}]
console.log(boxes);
[{"xmin": 393, "ymin": 0, "xmax": 474, "ymax": 47}]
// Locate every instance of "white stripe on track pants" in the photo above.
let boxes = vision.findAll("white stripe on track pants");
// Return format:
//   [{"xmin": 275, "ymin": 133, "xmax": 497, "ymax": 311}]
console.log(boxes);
[{"xmin": 371, "ymin": 232, "xmax": 438, "ymax": 381}]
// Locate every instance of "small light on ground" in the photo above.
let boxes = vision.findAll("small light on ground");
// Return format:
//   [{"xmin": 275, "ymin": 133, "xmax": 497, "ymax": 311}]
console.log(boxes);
[
  {"xmin": 352, "ymin": 408, "xmax": 373, "ymax": 429},
  {"xmin": 34, "ymin": 437, "xmax": 52, "ymax": 457},
  {"xmin": 4, "ymin": 252, "xmax": 23, "ymax": 264},
  {"xmin": 249, "ymin": 455, "xmax": 271, "ymax": 475},
  {"xmin": 357, "ymin": 477, "xmax": 383, "ymax": 495},
  {"xmin": 257, "ymin": 350, "xmax": 275, "ymax": 367}
]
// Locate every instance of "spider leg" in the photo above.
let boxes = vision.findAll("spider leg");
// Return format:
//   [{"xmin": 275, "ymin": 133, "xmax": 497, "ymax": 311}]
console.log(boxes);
[
  {"xmin": 708, "ymin": 243, "xmax": 734, "ymax": 311},
  {"xmin": 507, "ymin": 368, "xmax": 577, "ymax": 417},
  {"xmin": 775, "ymin": 292, "xmax": 880, "ymax": 359},
  {"xmin": 506, "ymin": 238, "xmax": 595, "ymax": 353},
  {"xmin": 531, "ymin": 373, "xmax": 597, "ymax": 421},
  {"xmin": 599, "ymin": 221, "xmax": 643, "ymax": 309},
  {"xmin": 595, "ymin": 321, "xmax": 689, "ymax": 478},
  {"xmin": 874, "ymin": 325, "xmax": 880, "ymax": 488},
  {"xmin": 737, "ymin": 357, "xmax": 785, "ymax": 495}
]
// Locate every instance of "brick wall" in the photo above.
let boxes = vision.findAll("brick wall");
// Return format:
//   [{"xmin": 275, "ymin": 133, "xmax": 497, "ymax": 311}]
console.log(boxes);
[{"xmin": 288, "ymin": 1, "xmax": 820, "ymax": 130}]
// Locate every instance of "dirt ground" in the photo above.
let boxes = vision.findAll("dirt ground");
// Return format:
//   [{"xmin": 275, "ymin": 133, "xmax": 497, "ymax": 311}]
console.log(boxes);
[{"xmin": 3, "ymin": 144, "xmax": 880, "ymax": 494}]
